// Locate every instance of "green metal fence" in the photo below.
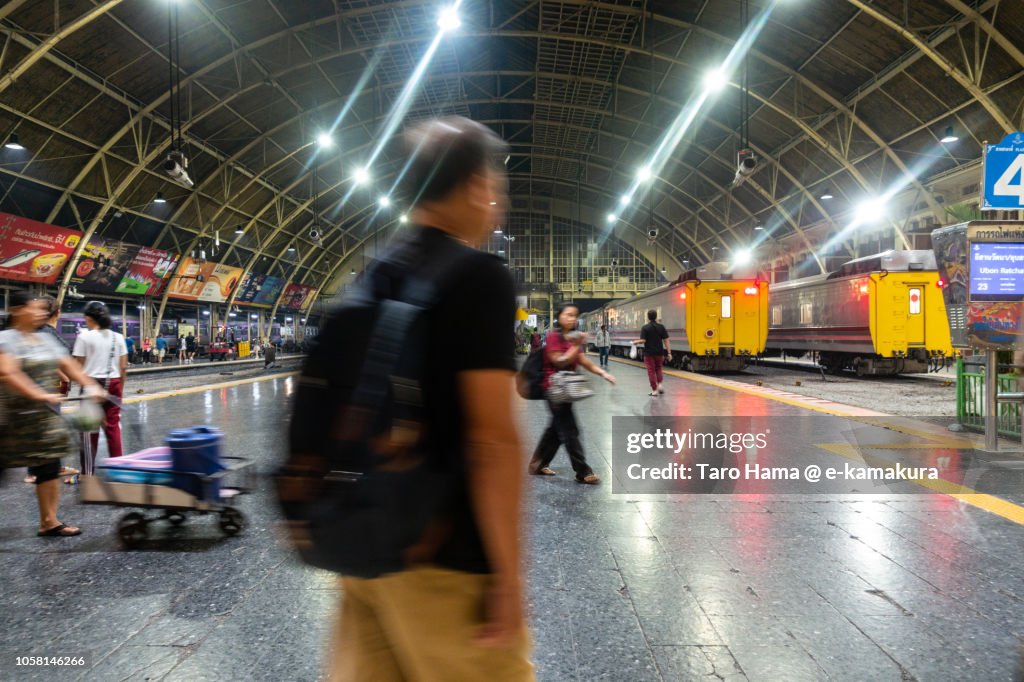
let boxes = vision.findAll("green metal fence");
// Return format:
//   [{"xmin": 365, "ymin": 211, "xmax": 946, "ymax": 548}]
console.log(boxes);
[{"xmin": 956, "ymin": 358, "xmax": 1023, "ymax": 438}]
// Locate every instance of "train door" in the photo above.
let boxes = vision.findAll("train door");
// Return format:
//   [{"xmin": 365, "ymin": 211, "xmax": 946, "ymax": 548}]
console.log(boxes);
[
  {"xmin": 718, "ymin": 292, "xmax": 735, "ymax": 347},
  {"xmin": 905, "ymin": 285, "xmax": 925, "ymax": 346}
]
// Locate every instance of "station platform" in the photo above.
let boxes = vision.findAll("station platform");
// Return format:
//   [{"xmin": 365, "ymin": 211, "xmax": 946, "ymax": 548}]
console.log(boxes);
[{"xmin": 2, "ymin": 359, "xmax": 1024, "ymax": 681}]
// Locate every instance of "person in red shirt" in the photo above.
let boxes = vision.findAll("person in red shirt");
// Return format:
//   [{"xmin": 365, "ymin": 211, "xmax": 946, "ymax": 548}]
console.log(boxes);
[{"xmin": 528, "ymin": 304, "xmax": 615, "ymax": 484}]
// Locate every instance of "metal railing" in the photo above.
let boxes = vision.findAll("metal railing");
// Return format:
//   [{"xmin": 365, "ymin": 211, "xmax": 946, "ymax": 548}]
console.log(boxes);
[{"xmin": 956, "ymin": 358, "xmax": 1024, "ymax": 439}]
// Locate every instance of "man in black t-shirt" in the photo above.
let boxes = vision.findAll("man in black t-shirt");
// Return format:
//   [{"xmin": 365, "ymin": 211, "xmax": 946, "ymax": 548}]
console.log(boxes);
[
  {"xmin": 327, "ymin": 118, "xmax": 533, "ymax": 681},
  {"xmin": 635, "ymin": 309, "xmax": 671, "ymax": 396}
]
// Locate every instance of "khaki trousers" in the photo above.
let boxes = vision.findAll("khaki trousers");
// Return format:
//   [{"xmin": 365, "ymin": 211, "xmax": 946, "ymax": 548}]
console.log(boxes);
[{"xmin": 329, "ymin": 566, "xmax": 534, "ymax": 682}]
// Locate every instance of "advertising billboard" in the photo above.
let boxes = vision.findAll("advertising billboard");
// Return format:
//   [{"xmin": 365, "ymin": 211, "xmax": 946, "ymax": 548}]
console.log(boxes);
[
  {"xmin": 235, "ymin": 273, "xmax": 287, "ymax": 307},
  {"xmin": 167, "ymin": 258, "xmax": 244, "ymax": 303},
  {"xmin": 69, "ymin": 235, "xmax": 142, "ymax": 293},
  {"xmin": 278, "ymin": 283, "xmax": 316, "ymax": 310},
  {"xmin": 0, "ymin": 212, "xmax": 82, "ymax": 284},
  {"xmin": 115, "ymin": 247, "xmax": 179, "ymax": 296}
]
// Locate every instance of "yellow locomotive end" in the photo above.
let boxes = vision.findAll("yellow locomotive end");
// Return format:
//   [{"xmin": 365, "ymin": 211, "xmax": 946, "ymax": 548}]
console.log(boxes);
[
  {"xmin": 685, "ymin": 279, "xmax": 768, "ymax": 359},
  {"xmin": 868, "ymin": 271, "xmax": 954, "ymax": 360}
]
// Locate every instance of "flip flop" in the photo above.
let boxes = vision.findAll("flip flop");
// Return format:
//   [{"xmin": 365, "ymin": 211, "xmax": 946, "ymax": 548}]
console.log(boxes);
[
  {"xmin": 37, "ymin": 524, "xmax": 82, "ymax": 537},
  {"xmin": 575, "ymin": 474, "xmax": 601, "ymax": 485},
  {"xmin": 531, "ymin": 467, "xmax": 557, "ymax": 476}
]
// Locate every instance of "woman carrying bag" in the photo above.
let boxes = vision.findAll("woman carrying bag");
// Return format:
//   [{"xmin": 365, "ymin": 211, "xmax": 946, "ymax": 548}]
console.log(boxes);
[
  {"xmin": 528, "ymin": 303, "xmax": 615, "ymax": 484},
  {"xmin": 0, "ymin": 290, "xmax": 105, "ymax": 537},
  {"xmin": 72, "ymin": 301, "xmax": 128, "ymax": 471}
]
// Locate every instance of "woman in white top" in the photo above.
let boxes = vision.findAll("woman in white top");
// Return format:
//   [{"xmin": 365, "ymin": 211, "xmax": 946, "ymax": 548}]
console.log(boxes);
[{"xmin": 72, "ymin": 301, "xmax": 128, "ymax": 466}]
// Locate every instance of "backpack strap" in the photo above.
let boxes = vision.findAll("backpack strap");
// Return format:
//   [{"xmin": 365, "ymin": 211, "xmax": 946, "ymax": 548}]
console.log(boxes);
[{"xmin": 348, "ymin": 233, "xmax": 471, "ymax": 410}]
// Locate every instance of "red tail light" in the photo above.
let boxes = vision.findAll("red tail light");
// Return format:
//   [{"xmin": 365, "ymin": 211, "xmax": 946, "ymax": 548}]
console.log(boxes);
[
  {"xmin": 859, "ymin": 284, "xmax": 869, "ymax": 294},
  {"xmin": 743, "ymin": 286, "xmax": 758, "ymax": 296},
  {"xmin": 936, "ymin": 279, "xmax": 945, "ymax": 288},
  {"xmin": 679, "ymin": 292, "xmax": 686, "ymax": 300}
]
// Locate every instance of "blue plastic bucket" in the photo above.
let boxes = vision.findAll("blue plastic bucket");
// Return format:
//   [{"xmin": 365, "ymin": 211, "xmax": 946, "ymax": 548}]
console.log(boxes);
[{"xmin": 166, "ymin": 426, "xmax": 224, "ymax": 499}]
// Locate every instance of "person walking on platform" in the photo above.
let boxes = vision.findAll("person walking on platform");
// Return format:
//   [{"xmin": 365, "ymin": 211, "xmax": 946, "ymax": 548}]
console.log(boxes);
[
  {"xmin": 124, "ymin": 335, "xmax": 135, "ymax": 366},
  {"xmin": 177, "ymin": 335, "xmax": 186, "ymax": 363},
  {"xmin": 263, "ymin": 338, "xmax": 276, "ymax": 369},
  {"xmin": 155, "ymin": 335, "xmax": 167, "ymax": 364},
  {"xmin": 594, "ymin": 323, "xmax": 611, "ymax": 369},
  {"xmin": 0, "ymin": 290, "xmax": 105, "ymax": 537},
  {"xmin": 141, "ymin": 337, "xmax": 152, "ymax": 365},
  {"xmin": 634, "ymin": 309, "xmax": 671, "ymax": 396},
  {"xmin": 320, "ymin": 117, "xmax": 534, "ymax": 681},
  {"xmin": 185, "ymin": 332, "xmax": 197, "ymax": 363},
  {"xmin": 73, "ymin": 301, "xmax": 128, "ymax": 467},
  {"xmin": 528, "ymin": 304, "xmax": 615, "ymax": 484}
]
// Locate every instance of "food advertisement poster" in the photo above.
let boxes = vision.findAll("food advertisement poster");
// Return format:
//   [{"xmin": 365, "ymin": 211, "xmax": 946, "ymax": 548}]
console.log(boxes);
[
  {"xmin": 69, "ymin": 235, "xmax": 141, "ymax": 293},
  {"xmin": 115, "ymin": 247, "xmax": 179, "ymax": 296},
  {"xmin": 167, "ymin": 258, "xmax": 244, "ymax": 303},
  {"xmin": 278, "ymin": 282, "xmax": 316, "ymax": 310},
  {"xmin": 0, "ymin": 212, "xmax": 82, "ymax": 284},
  {"xmin": 235, "ymin": 273, "xmax": 286, "ymax": 307}
]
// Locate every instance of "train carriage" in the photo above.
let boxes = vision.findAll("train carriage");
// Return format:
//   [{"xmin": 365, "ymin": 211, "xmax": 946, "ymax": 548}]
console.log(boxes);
[
  {"xmin": 766, "ymin": 250, "xmax": 953, "ymax": 375},
  {"xmin": 580, "ymin": 262, "xmax": 768, "ymax": 371}
]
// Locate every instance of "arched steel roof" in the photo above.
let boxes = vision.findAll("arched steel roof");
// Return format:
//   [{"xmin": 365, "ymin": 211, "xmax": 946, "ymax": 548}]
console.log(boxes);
[{"xmin": 1, "ymin": 0, "xmax": 1021, "ymax": 301}]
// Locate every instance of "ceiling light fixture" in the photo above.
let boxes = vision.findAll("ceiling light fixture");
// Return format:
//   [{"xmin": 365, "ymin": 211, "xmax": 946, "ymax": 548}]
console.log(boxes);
[
  {"xmin": 153, "ymin": 192, "xmax": 167, "ymax": 204},
  {"xmin": 820, "ymin": 188, "xmax": 834, "ymax": 200},
  {"xmin": 4, "ymin": 133, "xmax": 24, "ymax": 150},
  {"xmin": 940, "ymin": 126, "xmax": 959, "ymax": 144},
  {"xmin": 437, "ymin": 6, "xmax": 461, "ymax": 32},
  {"xmin": 317, "ymin": 132, "xmax": 334, "ymax": 148}
]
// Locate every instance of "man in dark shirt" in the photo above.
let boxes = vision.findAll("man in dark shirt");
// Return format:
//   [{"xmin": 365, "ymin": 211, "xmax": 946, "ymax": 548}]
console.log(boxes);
[
  {"xmin": 635, "ymin": 309, "xmax": 671, "ymax": 396},
  {"xmin": 328, "ymin": 117, "xmax": 533, "ymax": 681}
]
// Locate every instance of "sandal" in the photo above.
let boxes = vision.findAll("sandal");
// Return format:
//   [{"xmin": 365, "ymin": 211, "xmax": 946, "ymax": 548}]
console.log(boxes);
[
  {"xmin": 38, "ymin": 524, "xmax": 82, "ymax": 537},
  {"xmin": 575, "ymin": 474, "xmax": 601, "ymax": 485},
  {"xmin": 59, "ymin": 466, "xmax": 80, "ymax": 477},
  {"xmin": 528, "ymin": 460, "xmax": 557, "ymax": 476}
]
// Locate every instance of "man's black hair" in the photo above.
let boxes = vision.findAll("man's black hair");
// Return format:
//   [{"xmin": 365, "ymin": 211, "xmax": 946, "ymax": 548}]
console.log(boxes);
[
  {"xmin": 647, "ymin": 309, "xmax": 658, "ymax": 321},
  {"xmin": 402, "ymin": 117, "xmax": 509, "ymax": 206}
]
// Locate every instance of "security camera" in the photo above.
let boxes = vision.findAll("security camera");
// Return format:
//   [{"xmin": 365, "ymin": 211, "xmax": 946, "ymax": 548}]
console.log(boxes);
[
  {"xmin": 647, "ymin": 228, "xmax": 659, "ymax": 239},
  {"xmin": 731, "ymin": 149, "xmax": 757, "ymax": 188},
  {"xmin": 163, "ymin": 151, "xmax": 194, "ymax": 188},
  {"xmin": 309, "ymin": 226, "xmax": 321, "ymax": 241}
]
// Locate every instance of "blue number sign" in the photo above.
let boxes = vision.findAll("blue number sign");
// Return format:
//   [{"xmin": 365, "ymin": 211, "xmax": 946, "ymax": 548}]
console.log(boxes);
[{"xmin": 983, "ymin": 132, "xmax": 1024, "ymax": 210}]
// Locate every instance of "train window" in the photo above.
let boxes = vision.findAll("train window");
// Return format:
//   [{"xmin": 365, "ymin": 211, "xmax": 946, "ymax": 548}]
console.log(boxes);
[
  {"xmin": 721, "ymin": 296, "xmax": 732, "ymax": 319},
  {"xmin": 908, "ymin": 288, "xmax": 921, "ymax": 315},
  {"xmin": 771, "ymin": 306, "xmax": 782, "ymax": 326},
  {"xmin": 799, "ymin": 303, "xmax": 813, "ymax": 325}
]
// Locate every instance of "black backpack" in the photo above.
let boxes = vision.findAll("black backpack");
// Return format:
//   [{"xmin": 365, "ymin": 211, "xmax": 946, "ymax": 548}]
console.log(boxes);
[
  {"xmin": 275, "ymin": 237, "xmax": 468, "ymax": 577},
  {"xmin": 516, "ymin": 344, "xmax": 546, "ymax": 400}
]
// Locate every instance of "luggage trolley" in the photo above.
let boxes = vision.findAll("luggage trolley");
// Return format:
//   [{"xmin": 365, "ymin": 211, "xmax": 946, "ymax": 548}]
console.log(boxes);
[{"xmin": 80, "ymin": 429, "xmax": 254, "ymax": 548}]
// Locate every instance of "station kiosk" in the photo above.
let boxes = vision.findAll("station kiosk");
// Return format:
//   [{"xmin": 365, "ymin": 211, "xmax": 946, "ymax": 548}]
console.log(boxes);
[{"xmin": 933, "ymin": 221, "xmax": 1024, "ymax": 450}]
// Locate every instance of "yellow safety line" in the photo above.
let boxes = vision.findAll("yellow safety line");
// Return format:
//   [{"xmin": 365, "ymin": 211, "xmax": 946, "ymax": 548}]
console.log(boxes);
[
  {"xmin": 605, "ymin": 356, "xmax": 1024, "ymax": 524},
  {"xmin": 607, "ymin": 356, "xmax": 979, "ymax": 446},
  {"xmin": 122, "ymin": 371, "xmax": 297, "ymax": 404},
  {"xmin": 818, "ymin": 442, "xmax": 1024, "ymax": 526}
]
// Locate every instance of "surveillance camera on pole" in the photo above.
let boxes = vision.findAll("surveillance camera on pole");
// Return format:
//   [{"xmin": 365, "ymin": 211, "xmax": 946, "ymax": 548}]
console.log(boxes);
[
  {"xmin": 163, "ymin": 151, "xmax": 194, "ymax": 188},
  {"xmin": 731, "ymin": 149, "xmax": 757, "ymax": 188},
  {"xmin": 647, "ymin": 228, "xmax": 659, "ymax": 244}
]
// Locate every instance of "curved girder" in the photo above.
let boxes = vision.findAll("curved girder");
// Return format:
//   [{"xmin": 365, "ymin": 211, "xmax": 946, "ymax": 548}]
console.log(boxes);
[
  {"xmin": 943, "ymin": 0, "xmax": 1024, "ymax": 70},
  {"xmin": 6, "ymin": 0, "xmax": 1014, "ymax": 295},
  {"xmin": 846, "ymin": 0, "xmax": 1014, "ymax": 133},
  {"xmin": 0, "ymin": 1, "xmax": 125, "ymax": 95},
  {"xmin": 24, "ymin": 10, "xmax": 940, "ymax": 284}
]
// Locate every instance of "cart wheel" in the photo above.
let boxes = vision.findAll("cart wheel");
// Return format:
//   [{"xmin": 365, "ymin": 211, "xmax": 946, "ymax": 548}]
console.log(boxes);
[
  {"xmin": 117, "ymin": 512, "xmax": 149, "ymax": 548},
  {"xmin": 219, "ymin": 507, "xmax": 244, "ymax": 536},
  {"xmin": 166, "ymin": 512, "xmax": 186, "ymax": 526}
]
